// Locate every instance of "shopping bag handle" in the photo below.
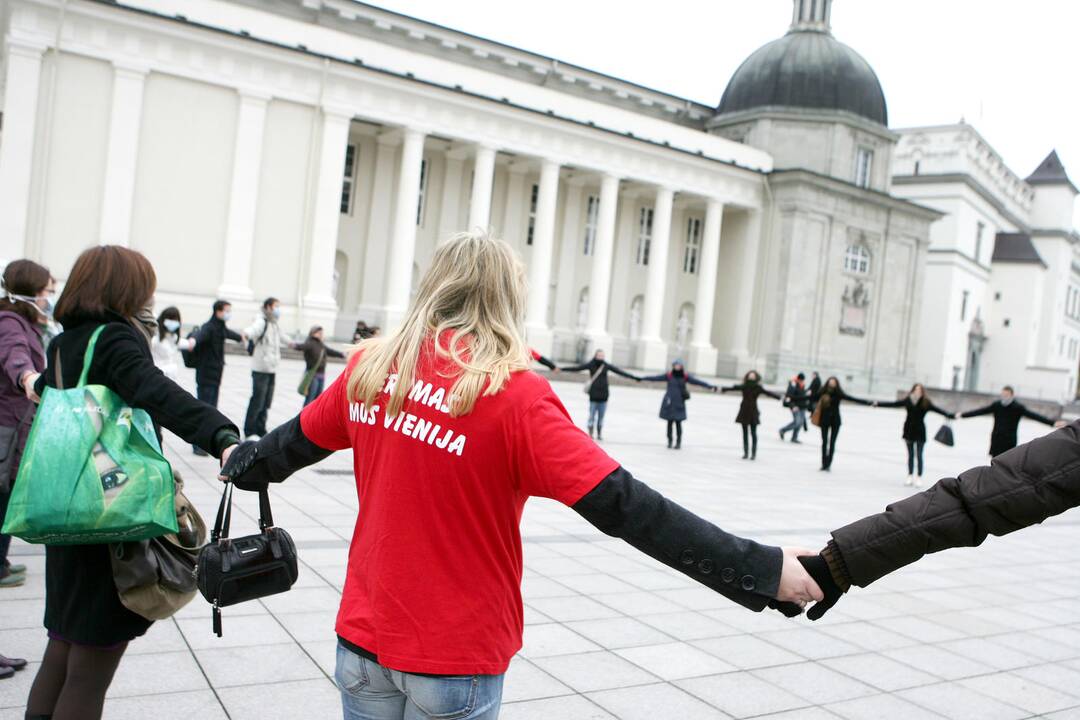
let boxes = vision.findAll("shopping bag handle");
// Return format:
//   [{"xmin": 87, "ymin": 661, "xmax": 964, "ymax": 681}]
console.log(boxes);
[{"xmin": 76, "ymin": 326, "xmax": 108, "ymax": 389}]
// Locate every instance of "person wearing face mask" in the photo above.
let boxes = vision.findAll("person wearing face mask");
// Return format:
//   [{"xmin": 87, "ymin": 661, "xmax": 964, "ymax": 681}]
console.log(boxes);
[
  {"xmin": 871, "ymin": 383, "xmax": 952, "ymax": 487},
  {"xmin": 150, "ymin": 307, "xmax": 195, "ymax": 381},
  {"xmin": 957, "ymin": 385, "xmax": 1062, "ymax": 457},
  {"xmin": 242, "ymin": 297, "xmax": 285, "ymax": 441},
  {"xmin": 640, "ymin": 360, "xmax": 718, "ymax": 449},
  {"xmin": 191, "ymin": 300, "xmax": 245, "ymax": 455}
]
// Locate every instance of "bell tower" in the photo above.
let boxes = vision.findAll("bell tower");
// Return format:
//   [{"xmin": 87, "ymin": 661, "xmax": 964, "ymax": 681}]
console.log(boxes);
[{"xmin": 790, "ymin": 0, "xmax": 832, "ymax": 33}]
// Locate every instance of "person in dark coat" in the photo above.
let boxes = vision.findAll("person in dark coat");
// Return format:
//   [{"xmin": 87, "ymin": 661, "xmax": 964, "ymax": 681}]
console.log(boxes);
[
  {"xmin": 291, "ymin": 325, "xmax": 347, "ymax": 406},
  {"xmin": 805, "ymin": 371, "xmax": 822, "ymax": 433},
  {"xmin": 796, "ymin": 418, "xmax": 1080, "ymax": 621},
  {"xmin": 721, "ymin": 370, "xmax": 782, "ymax": 460},
  {"xmin": 23, "ymin": 246, "xmax": 240, "ymax": 720},
  {"xmin": 561, "ymin": 349, "xmax": 639, "ymax": 440},
  {"xmin": 813, "ymin": 376, "xmax": 872, "ymax": 471},
  {"xmin": 779, "ymin": 373, "xmax": 809, "ymax": 444},
  {"xmin": 529, "ymin": 348, "xmax": 558, "ymax": 371},
  {"xmin": 873, "ymin": 383, "xmax": 952, "ymax": 487},
  {"xmin": 957, "ymin": 385, "xmax": 1059, "ymax": 457},
  {"xmin": 641, "ymin": 360, "xmax": 716, "ymax": 449},
  {"xmin": 190, "ymin": 299, "xmax": 244, "ymax": 454}
]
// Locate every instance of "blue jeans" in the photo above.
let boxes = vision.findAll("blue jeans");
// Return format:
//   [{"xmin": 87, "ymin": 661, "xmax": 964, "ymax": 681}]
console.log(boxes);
[
  {"xmin": 304, "ymin": 373, "xmax": 326, "ymax": 407},
  {"xmin": 587, "ymin": 401, "xmax": 607, "ymax": 432},
  {"xmin": 780, "ymin": 408, "xmax": 806, "ymax": 441},
  {"xmin": 335, "ymin": 643, "xmax": 504, "ymax": 720},
  {"xmin": 244, "ymin": 371, "xmax": 276, "ymax": 437}
]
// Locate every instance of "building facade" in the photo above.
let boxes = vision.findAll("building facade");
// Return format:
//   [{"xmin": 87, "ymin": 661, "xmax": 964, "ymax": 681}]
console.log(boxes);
[
  {"xmin": 894, "ymin": 125, "xmax": 1080, "ymax": 400},
  {"xmin": 1, "ymin": 0, "xmax": 942, "ymax": 391}
]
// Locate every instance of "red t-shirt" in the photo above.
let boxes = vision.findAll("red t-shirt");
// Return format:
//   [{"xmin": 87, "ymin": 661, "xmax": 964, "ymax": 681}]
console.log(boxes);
[{"xmin": 300, "ymin": 345, "xmax": 618, "ymax": 675}]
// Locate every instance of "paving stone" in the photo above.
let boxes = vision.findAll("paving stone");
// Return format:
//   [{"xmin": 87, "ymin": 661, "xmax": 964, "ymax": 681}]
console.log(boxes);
[
  {"xmin": 898, "ymin": 682, "xmax": 1028, "ymax": 720},
  {"xmin": 822, "ymin": 652, "xmax": 939, "ymax": 692},
  {"xmin": 692, "ymin": 634, "xmax": 803, "ymax": 670},
  {"xmin": 590, "ymin": 682, "xmax": 731, "ymax": 720},
  {"xmin": 753, "ymin": 662, "xmax": 877, "ymax": 705},
  {"xmin": 828, "ymin": 693, "xmax": 948, "ymax": 719},
  {"xmin": 216, "ymin": 678, "xmax": 341, "ymax": 720},
  {"xmin": 613, "ymin": 641, "xmax": 736, "ymax": 681},
  {"xmin": 563, "ymin": 617, "xmax": 675, "ymax": 650},
  {"xmin": 533, "ymin": 650, "xmax": 660, "ymax": 692},
  {"xmin": 193, "ymin": 643, "xmax": 324, "ymax": 688},
  {"xmin": 501, "ymin": 694, "xmax": 617, "ymax": 719},
  {"xmin": 675, "ymin": 671, "xmax": 809, "ymax": 718},
  {"xmin": 960, "ymin": 672, "xmax": 1078, "ymax": 715},
  {"xmin": 502, "ymin": 656, "xmax": 576, "ymax": 703}
]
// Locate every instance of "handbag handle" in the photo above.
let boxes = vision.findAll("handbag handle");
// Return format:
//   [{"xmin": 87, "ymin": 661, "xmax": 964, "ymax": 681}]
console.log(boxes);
[{"xmin": 211, "ymin": 482, "xmax": 275, "ymax": 542}]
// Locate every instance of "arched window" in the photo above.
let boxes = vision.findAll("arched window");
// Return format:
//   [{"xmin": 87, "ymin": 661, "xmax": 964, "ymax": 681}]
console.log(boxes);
[{"xmin": 843, "ymin": 245, "xmax": 871, "ymax": 275}]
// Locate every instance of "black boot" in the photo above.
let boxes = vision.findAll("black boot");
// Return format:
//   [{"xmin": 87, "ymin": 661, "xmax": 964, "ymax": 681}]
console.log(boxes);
[
  {"xmin": 596, "ymin": 424, "xmax": 603, "ymax": 441},
  {"xmin": 587, "ymin": 424, "xmax": 594, "ymax": 439}
]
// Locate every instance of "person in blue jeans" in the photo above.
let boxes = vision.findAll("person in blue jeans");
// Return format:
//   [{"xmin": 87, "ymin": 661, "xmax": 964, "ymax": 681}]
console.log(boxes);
[
  {"xmin": 561, "ymin": 349, "xmax": 640, "ymax": 440},
  {"xmin": 291, "ymin": 326, "xmax": 346, "ymax": 406}
]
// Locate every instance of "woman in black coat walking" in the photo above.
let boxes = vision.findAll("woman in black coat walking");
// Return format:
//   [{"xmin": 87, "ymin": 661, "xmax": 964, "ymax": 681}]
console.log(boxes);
[
  {"xmin": 24, "ymin": 247, "xmax": 240, "ymax": 720},
  {"xmin": 721, "ymin": 370, "xmax": 782, "ymax": 460},
  {"xmin": 873, "ymin": 383, "xmax": 952, "ymax": 487},
  {"xmin": 561, "ymin": 349, "xmax": 640, "ymax": 440},
  {"xmin": 813, "ymin": 376, "xmax": 872, "ymax": 471},
  {"xmin": 641, "ymin": 360, "xmax": 717, "ymax": 449}
]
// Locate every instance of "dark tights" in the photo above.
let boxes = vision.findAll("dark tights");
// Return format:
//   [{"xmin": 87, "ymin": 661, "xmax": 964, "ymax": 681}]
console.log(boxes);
[
  {"xmin": 740, "ymin": 424, "xmax": 758, "ymax": 458},
  {"xmin": 820, "ymin": 424, "xmax": 841, "ymax": 469},
  {"xmin": 906, "ymin": 440, "xmax": 925, "ymax": 476},
  {"xmin": 666, "ymin": 420, "xmax": 683, "ymax": 447},
  {"xmin": 26, "ymin": 638, "xmax": 128, "ymax": 720}
]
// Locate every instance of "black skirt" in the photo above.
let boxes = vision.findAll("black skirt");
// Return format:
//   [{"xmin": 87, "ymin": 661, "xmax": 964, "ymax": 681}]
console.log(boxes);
[{"xmin": 45, "ymin": 544, "xmax": 151, "ymax": 646}]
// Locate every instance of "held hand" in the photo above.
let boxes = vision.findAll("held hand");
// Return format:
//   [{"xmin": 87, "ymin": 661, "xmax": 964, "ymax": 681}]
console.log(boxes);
[
  {"xmin": 218, "ymin": 441, "xmax": 259, "ymax": 484},
  {"xmin": 1054, "ymin": 420, "xmax": 1068, "ymax": 428},
  {"xmin": 798, "ymin": 553, "xmax": 845, "ymax": 621},
  {"xmin": 871, "ymin": 401, "xmax": 878, "ymax": 407},
  {"xmin": 189, "ymin": 337, "xmax": 197, "ymax": 348},
  {"xmin": 21, "ymin": 372, "xmax": 41, "ymax": 403},
  {"xmin": 954, "ymin": 412, "xmax": 961, "ymax": 420},
  {"xmin": 776, "ymin": 547, "xmax": 824, "ymax": 608},
  {"xmin": 711, "ymin": 386, "xmax": 719, "ymax": 393},
  {"xmin": 552, "ymin": 367, "xmax": 560, "ymax": 374}
]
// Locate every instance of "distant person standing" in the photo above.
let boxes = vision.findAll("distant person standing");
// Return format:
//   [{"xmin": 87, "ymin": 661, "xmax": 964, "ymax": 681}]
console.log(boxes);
[
  {"xmin": 192, "ymin": 300, "xmax": 244, "ymax": 455},
  {"xmin": 352, "ymin": 321, "xmax": 373, "ymax": 344},
  {"xmin": 243, "ymin": 297, "xmax": 284, "ymax": 440},
  {"xmin": 873, "ymin": 383, "xmax": 952, "ymax": 486},
  {"xmin": 150, "ymin": 306, "xmax": 195, "ymax": 381},
  {"xmin": 641, "ymin": 360, "xmax": 717, "ymax": 449},
  {"xmin": 561, "ymin": 349, "xmax": 639, "ymax": 440},
  {"xmin": 721, "ymin": 371, "xmax": 782, "ymax": 460},
  {"xmin": 814, "ymin": 377, "xmax": 873, "ymax": 471},
  {"xmin": 779, "ymin": 373, "xmax": 809, "ymax": 444},
  {"xmin": 292, "ymin": 325, "xmax": 346, "ymax": 406},
  {"xmin": 805, "ymin": 371, "xmax": 822, "ymax": 433},
  {"xmin": 957, "ymin": 386, "xmax": 1062, "ymax": 457}
]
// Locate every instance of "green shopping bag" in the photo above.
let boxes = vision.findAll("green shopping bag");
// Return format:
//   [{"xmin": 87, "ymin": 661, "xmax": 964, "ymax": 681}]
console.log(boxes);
[{"xmin": 2, "ymin": 326, "xmax": 177, "ymax": 545}]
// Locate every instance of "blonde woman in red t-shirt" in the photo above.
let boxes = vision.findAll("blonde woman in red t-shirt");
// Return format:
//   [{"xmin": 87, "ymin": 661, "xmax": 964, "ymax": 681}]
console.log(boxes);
[{"xmin": 220, "ymin": 232, "xmax": 822, "ymax": 720}]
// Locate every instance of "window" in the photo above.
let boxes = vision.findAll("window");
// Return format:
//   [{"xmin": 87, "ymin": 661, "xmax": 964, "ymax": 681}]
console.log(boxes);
[
  {"xmin": 416, "ymin": 158, "xmax": 429, "ymax": 226},
  {"xmin": 583, "ymin": 195, "xmax": 599, "ymax": 255},
  {"xmin": 526, "ymin": 184, "xmax": 538, "ymax": 245},
  {"xmin": 340, "ymin": 144, "xmax": 357, "ymax": 214},
  {"xmin": 960, "ymin": 290, "xmax": 969, "ymax": 321},
  {"xmin": 635, "ymin": 207, "xmax": 653, "ymax": 266},
  {"xmin": 843, "ymin": 245, "xmax": 871, "ymax": 275},
  {"xmin": 855, "ymin": 147, "xmax": 873, "ymax": 188},
  {"xmin": 975, "ymin": 222, "xmax": 985, "ymax": 263},
  {"xmin": 683, "ymin": 217, "xmax": 702, "ymax": 274}
]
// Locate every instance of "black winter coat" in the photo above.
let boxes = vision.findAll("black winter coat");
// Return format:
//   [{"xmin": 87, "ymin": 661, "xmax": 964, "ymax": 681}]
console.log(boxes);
[
  {"xmin": 829, "ymin": 420, "xmax": 1080, "ymax": 588},
  {"xmin": 807, "ymin": 376, "xmax": 822, "ymax": 404},
  {"xmin": 783, "ymin": 381, "xmax": 810, "ymax": 411},
  {"xmin": 641, "ymin": 372, "xmax": 715, "ymax": 422},
  {"xmin": 815, "ymin": 388, "xmax": 871, "ymax": 428},
  {"xmin": 961, "ymin": 400, "xmax": 1055, "ymax": 457},
  {"xmin": 722, "ymin": 382, "xmax": 782, "ymax": 426},
  {"xmin": 34, "ymin": 314, "xmax": 238, "ymax": 645},
  {"xmin": 878, "ymin": 396, "xmax": 950, "ymax": 443},
  {"xmin": 193, "ymin": 315, "xmax": 243, "ymax": 386},
  {"xmin": 296, "ymin": 337, "xmax": 346, "ymax": 373},
  {"xmin": 562, "ymin": 358, "xmax": 637, "ymax": 403}
]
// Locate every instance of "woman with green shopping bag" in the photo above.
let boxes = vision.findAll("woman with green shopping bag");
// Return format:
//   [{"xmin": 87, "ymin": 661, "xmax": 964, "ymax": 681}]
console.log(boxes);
[{"xmin": 18, "ymin": 246, "xmax": 240, "ymax": 720}]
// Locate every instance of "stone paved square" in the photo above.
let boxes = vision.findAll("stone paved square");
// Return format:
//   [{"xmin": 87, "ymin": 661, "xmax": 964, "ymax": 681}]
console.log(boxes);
[{"xmin": 3, "ymin": 356, "xmax": 1080, "ymax": 719}]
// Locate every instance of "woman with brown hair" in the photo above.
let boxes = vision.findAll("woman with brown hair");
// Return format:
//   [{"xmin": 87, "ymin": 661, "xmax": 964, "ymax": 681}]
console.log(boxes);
[
  {"xmin": 23, "ymin": 246, "xmax": 240, "ymax": 720},
  {"xmin": 872, "ymin": 383, "xmax": 952, "ymax": 487},
  {"xmin": 813, "ymin": 376, "xmax": 873, "ymax": 471},
  {"xmin": 721, "ymin": 370, "xmax": 782, "ymax": 460}
]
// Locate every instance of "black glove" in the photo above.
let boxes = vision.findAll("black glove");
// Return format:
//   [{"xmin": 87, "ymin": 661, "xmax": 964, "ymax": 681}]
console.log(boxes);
[
  {"xmin": 798, "ymin": 554, "xmax": 844, "ymax": 620},
  {"xmin": 219, "ymin": 441, "xmax": 262, "ymax": 490},
  {"xmin": 767, "ymin": 599, "xmax": 804, "ymax": 618}
]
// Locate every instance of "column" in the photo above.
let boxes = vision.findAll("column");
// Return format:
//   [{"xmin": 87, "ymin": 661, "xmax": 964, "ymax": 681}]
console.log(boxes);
[
  {"xmin": 637, "ymin": 186, "xmax": 675, "ymax": 370},
  {"xmin": 500, "ymin": 162, "xmax": 528, "ymax": 238},
  {"xmin": 730, "ymin": 209, "xmax": 763, "ymax": 369},
  {"xmin": 688, "ymin": 199, "xmax": 724, "ymax": 374},
  {"xmin": 98, "ymin": 63, "xmax": 148, "ymax": 247},
  {"xmin": 525, "ymin": 158, "xmax": 560, "ymax": 355},
  {"xmin": 436, "ymin": 147, "xmax": 467, "ymax": 242},
  {"xmin": 0, "ymin": 40, "xmax": 45, "ymax": 266},
  {"xmin": 552, "ymin": 178, "xmax": 584, "ymax": 336},
  {"xmin": 384, "ymin": 127, "xmax": 427, "ymax": 329},
  {"xmin": 468, "ymin": 144, "xmax": 495, "ymax": 230},
  {"xmin": 584, "ymin": 173, "xmax": 620, "ymax": 357},
  {"xmin": 217, "ymin": 90, "xmax": 269, "ymax": 299},
  {"xmin": 302, "ymin": 107, "xmax": 352, "ymax": 326}
]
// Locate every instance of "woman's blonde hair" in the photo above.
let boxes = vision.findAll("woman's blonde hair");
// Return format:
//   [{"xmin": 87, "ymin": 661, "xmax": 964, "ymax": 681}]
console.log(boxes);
[{"xmin": 347, "ymin": 231, "xmax": 531, "ymax": 417}]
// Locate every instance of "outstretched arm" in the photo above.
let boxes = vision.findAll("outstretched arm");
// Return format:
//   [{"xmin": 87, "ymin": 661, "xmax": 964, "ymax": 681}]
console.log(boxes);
[
  {"xmin": 802, "ymin": 421, "xmax": 1080, "ymax": 619},
  {"xmin": 762, "ymin": 388, "xmax": 783, "ymax": 401},
  {"xmin": 875, "ymin": 399, "xmax": 906, "ymax": 409},
  {"xmin": 841, "ymin": 391, "xmax": 874, "ymax": 406},
  {"xmin": 928, "ymin": 401, "xmax": 951, "ymax": 418},
  {"xmin": 561, "ymin": 362, "xmax": 590, "ymax": 373},
  {"xmin": 720, "ymin": 384, "xmax": 742, "ymax": 393},
  {"xmin": 605, "ymin": 362, "xmax": 638, "ymax": 381},
  {"xmin": 1022, "ymin": 404, "xmax": 1056, "ymax": 426},
  {"xmin": 573, "ymin": 467, "xmax": 820, "ymax": 613},
  {"xmin": 686, "ymin": 374, "xmax": 716, "ymax": 390},
  {"xmin": 638, "ymin": 373, "xmax": 669, "ymax": 383},
  {"xmin": 960, "ymin": 402, "xmax": 995, "ymax": 419}
]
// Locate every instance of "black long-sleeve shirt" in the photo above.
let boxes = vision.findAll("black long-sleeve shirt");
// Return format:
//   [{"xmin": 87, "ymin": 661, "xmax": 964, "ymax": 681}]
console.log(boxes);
[{"xmin": 961, "ymin": 399, "xmax": 1055, "ymax": 456}]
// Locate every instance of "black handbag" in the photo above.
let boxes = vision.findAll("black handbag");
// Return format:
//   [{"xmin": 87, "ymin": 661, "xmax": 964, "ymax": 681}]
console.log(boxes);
[
  {"xmin": 196, "ymin": 482, "xmax": 298, "ymax": 636},
  {"xmin": 933, "ymin": 422, "xmax": 955, "ymax": 447}
]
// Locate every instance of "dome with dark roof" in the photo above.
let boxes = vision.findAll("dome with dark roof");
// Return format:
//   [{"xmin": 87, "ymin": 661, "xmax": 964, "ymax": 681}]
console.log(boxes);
[{"xmin": 716, "ymin": 2, "xmax": 888, "ymax": 126}]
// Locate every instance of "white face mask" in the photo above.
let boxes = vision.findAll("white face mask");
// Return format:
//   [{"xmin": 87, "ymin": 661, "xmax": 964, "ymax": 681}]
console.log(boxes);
[
  {"xmin": 1001, "ymin": 395, "xmax": 1013, "ymax": 405},
  {"xmin": 222, "ymin": 311, "xmax": 232, "ymax": 322},
  {"xmin": 7, "ymin": 292, "xmax": 53, "ymax": 320},
  {"xmin": 163, "ymin": 319, "xmax": 181, "ymax": 332}
]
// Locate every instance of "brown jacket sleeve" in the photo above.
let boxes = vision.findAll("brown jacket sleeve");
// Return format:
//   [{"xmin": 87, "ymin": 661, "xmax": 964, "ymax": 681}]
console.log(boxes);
[{"xmin": 831, "ymin": 421, "xmax": 1080, "ymax": 587}]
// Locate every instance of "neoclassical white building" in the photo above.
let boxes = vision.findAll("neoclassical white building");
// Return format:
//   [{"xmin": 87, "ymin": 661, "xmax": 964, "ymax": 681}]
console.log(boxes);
[
  {"xmin": 894, "ymin": 126, "xmax": 1080, "ymax": 401},
  {"xmin": 1, "ymin": 0, "xmax": 945, "ymax": 391}
]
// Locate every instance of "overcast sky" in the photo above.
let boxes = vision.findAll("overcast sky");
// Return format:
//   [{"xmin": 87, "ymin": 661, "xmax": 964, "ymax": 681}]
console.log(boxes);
[{"xmin": 374, "ymin": 0, "xmax": 1079, "ymax": 223}]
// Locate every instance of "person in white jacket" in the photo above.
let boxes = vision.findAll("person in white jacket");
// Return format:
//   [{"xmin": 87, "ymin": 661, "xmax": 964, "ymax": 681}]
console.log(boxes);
[
  {"xmin": 150, "ymin": 306, "xmax": 195, "ymax": 381},
  {"xmin": 243, "ymin": 297, "xmax": 284, "ymax": 440}
]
